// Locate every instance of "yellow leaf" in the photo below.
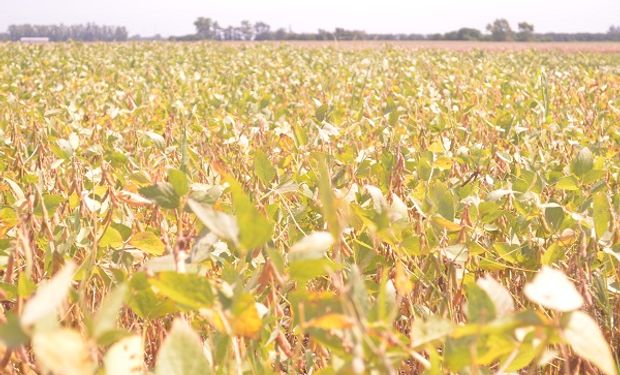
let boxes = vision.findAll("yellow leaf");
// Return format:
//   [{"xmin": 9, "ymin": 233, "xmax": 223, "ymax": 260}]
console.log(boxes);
[
  {"xmin": 431, "ymin": 215, "xmax": 462, "ymax": 232},
  {"xmin": 231, "ymin": 294, "xmax": 262, "ymax": 338},
  {"xmin": 394, "ymin": 261, "xmax": 412, "ymax": 295},
  {"xmin": 306, "ymin": 313, "xmax": 354, "ymax": 330},
  {"xmin": 130, "ymin": 231, "xmax": 165, "ymax": 255}
]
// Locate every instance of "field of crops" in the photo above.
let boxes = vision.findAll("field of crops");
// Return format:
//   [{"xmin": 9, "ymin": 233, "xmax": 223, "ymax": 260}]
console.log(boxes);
[{"xmin": 0, "ymin": 43, "xmax": 619, "ymax": 374}]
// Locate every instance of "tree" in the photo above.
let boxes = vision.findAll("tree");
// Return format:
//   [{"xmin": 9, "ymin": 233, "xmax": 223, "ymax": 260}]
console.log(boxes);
[
  {"xmin": 239, "ymin": 20, "xmax": 254, "ymax": 40},
  {"xmin": 486, "ymin": 19, "xmax": 514, "ymax": 41},
  {"xmin": 517, "ymin": 22, "xmax": 535, "ymax": 41},
  {"xmin": 194, "ymin": 17, "xmax": 215, "ymax": 39},
  {"xmin": 254, "ymin": 22, "xmax": 271, "ymax": 40}
]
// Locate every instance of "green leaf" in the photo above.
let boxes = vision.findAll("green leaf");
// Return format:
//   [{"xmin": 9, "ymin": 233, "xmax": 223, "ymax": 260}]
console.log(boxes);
[
  {"xmin": 130, "ymin": 231, "xmax": 166, "ymax": 255},
  {"xmin": 92, "ymin": 284, "xmax": 127, "ymax": 340},
  {"xmin": 476, "ymin": 275, "xmax": 514, "ymax": 318},
  {"xmin": 21, "ymin": 261, "xmax": 76, "ymax": 326},
  {"xmin": 315, "ymin": 153, "xmax": 341, "ymax": 239},
  {"xmin": 155, "ymin": 319, "xmax": 211, "ymax": 375},
  {"xmin": 226, "ymin": 177, "xmax": 273, "ymax": 251},
  {"xmin": 17, "ymin": 272, "xmax": 36, "ymax": 298},
  {"xmin": 254, "ymin": 150, "xmax": 276, "ymax": 184},
  {"xmin": 104, "ymin": 335, "xmax": 144, "ymax": 375},
  {"xmin": 571, "ymin": 147, "xmax": 593, "ymax": 177},
  {"xmin": 128, "ymin": 272, "xmax": 177, "ymax": 320},
  {"xmin": 34, "ymin": 194, "xmax": 64, "ymax": 217},
  {"xmin": 428, "ymin": 181, "xmax": 455, "ymax": 221},
  {"xmin": 543, "ymin": 203, "xmax": 564, "ymax": 232},
  {"xmin": 563, "ymin": 311, "xmax": 618, "ymax": 375},
  {"xmin": 555, "ymin": 175, "xmax": 579, "ymax": 191},
  {"xmin": 99, "ymin": 227, "xmax": 124, "ymax": 249},
  {"xmin": 149, "ymin": 272, "xmax": 214, "ymax": 310},
  {"xmin": 410, "ymin": 315, "xmax": 453, "ymax": 347},
  {"xmin": 139, "ymin": 183, "xmax": 180, "ymax": 209},
  {"xmin": 289, "ymin": 258, "xmax": 342, "ymax": 282},
  {"xmin": 168, "ymin": 168, "xmax": 189, "ymax": 196},
  {"xmin": 187, "ymin": 199, "xmax": 239, "ymax": 245},
  {"xmin": 466, "ymin": 283, "xmax": 496, "ymax": 323},
  {"xmin": 0, "ymin": 313, "xmax": 29, "ymax": 348},
  {"xmin": 593, "ymin": 192, "xmax": 611, "ymax": 238}
]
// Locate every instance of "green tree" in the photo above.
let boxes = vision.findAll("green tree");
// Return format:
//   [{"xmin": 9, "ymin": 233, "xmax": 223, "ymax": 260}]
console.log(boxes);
[
  {"xmin": 517, "ymin": 22, "xmax": 535, "ymax": 41},
  {"xmin": 194, "ymin": 17, "xmax": 215, "ymax": 39},
  {"xmin": 486, "ymin": 19, "xmax": 514, "ymax": 41}
]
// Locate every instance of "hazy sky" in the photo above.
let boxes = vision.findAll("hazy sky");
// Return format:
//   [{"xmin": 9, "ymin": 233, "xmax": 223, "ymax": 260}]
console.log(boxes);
[{"xmin": 2, "ymin": 0, "xmax": 619, "ymax": 37}]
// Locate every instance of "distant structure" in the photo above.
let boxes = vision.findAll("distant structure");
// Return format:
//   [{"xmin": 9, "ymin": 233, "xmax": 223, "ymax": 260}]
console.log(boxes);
[{"xmin": 20, "ymin": 37, "xmax": 49, "ymax": 43}]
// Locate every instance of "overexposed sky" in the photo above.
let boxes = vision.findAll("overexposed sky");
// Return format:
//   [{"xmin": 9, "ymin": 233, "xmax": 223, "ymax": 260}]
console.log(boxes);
[{"xmin": 1, "ymin": 0, "xmax": 618, "ymax": 37}]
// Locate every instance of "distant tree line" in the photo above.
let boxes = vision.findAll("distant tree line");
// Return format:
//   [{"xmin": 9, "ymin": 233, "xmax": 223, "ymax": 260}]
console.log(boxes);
[
  {"xmin": 1, "ymin": 19, "xmax": 619, "ymax": 42},
  {"xmin": 172, "ymin": 17, "xmax": 620, "ymax": 42},
  {"xmin": 0, "ymin": 23, "xmax": 128, "ymax": 41}
]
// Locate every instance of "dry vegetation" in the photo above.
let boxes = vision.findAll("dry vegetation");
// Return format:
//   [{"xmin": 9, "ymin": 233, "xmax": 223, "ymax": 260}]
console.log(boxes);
[{"xmin": 0, "ymin": 43, "xmax": 619, "ymax": 374}]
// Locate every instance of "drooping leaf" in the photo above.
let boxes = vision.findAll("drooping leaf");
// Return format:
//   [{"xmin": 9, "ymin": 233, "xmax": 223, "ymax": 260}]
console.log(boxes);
[
  {"xmin": 139, "ymin": 183, "xmax": 180, "ymax": 209},
  {"xmin": 188, "ymin": 198, "xmax": 239, "ymax": 245}
]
